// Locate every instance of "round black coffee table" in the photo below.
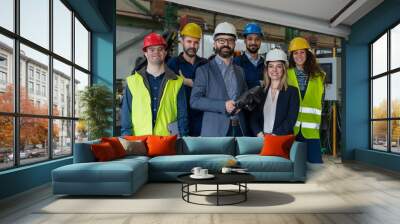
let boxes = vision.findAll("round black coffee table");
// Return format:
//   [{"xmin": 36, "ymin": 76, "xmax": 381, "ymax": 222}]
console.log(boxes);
[{"xmin": 177, "ymin": 173, "xmax": 255, "ymax": 206}]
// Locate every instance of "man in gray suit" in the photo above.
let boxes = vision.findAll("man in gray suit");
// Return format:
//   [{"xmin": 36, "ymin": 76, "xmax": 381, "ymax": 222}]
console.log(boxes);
[{"xmin": 190, "ymin": 22, "xmax": 249, "ymax": 137}]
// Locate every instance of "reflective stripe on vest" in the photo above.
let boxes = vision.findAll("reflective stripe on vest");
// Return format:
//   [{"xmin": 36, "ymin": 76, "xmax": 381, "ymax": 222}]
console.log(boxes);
[
  {"xmin": 300, "ymin": 106, "xmax": 322, "ymax": 115},
  {"xmin": 126, "ymin": 72, "xmax": 183, "ymax": 136},
  {"xmin": 295, "ymin": 121, "xmax": 320, "ymax": 129},
  {"xmin": 287, "ymin": 68, "xmax": 324, "ymax": 139}
]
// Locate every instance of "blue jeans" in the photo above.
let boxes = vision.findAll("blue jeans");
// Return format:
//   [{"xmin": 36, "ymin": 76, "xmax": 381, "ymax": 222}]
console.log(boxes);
[{"xmin": 296, "ymin": 130, "xmax": 323, "ymax": 163}]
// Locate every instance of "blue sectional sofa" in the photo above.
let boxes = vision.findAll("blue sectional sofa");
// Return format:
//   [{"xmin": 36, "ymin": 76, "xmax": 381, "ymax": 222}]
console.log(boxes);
[{"xmin": 52, "ymin": 137, "xmax": 307, "ymax": 196}]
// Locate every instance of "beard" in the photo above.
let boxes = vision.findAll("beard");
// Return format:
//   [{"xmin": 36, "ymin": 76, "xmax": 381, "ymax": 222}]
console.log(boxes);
[
  {"xmin": 215, "ymin": 46, "xmax": 234, "ymax": 58},
  {"xmin": 246, "ymin": 44, "xmax": 260, "ymax": 54},
  {"xmin": 183, "ymin": 47, "xmax": 198, "ymax": 57}
]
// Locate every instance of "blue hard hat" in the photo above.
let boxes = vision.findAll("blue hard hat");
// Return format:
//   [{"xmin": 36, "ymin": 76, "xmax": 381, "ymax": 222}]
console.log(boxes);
[{"xmin": 243, "ymin": 22, "xmax": 263, "ymax": 37}]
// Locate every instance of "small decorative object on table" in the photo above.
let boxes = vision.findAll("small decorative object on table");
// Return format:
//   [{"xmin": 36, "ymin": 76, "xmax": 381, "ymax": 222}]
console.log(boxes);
[{"xmin": 221, "ymin": 159, "xmax": 242, "ymax": 173}]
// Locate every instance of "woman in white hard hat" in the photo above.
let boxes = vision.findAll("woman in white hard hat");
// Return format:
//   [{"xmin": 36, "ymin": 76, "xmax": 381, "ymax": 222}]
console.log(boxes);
[{"xmin": 249, "ymin": 48, "xmax": 300, "ymax": 137}]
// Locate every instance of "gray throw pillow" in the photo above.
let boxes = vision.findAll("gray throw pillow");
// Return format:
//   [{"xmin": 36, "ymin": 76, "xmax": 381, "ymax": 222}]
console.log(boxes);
[{"xmin": 118, "ymin": 137, "xmax": 147, "ymax": 156}]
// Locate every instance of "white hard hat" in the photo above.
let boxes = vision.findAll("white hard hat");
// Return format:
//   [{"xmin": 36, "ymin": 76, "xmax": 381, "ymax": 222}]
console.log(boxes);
[
  {"xmin": 213, "ymin": 22, "xmax": 237, "ymax": 39},
  {"xmin": 265, "ymin": 48, "xmax": 288, "ymax": 66}
]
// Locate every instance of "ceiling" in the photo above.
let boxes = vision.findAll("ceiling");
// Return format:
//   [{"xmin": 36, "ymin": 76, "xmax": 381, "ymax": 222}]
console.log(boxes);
[{"xmin": 166, "ymin": 0, "xmax": 384, "ymax": 38}]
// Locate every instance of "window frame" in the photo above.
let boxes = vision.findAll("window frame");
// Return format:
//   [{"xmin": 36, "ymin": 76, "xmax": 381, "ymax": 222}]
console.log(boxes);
[
  {"xmin": 370, "ymin": 20, "xmax": 400, "ymax": 154},
  {"xmin": 0, "ymin": 0, "xmax": 92, "ymax": 171}
]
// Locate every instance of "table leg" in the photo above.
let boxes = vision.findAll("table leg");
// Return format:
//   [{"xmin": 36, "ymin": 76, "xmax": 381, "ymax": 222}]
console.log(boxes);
[
  {"xmin": 217, "ymin": 184, "xmax": 219, "ymax": 206},
  {"xmin": 245, "ymin": 183, "xmax": 247, "ymax": 201}
]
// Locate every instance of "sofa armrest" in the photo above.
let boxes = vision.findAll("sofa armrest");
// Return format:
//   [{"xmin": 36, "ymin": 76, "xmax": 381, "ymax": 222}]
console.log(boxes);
[
  {"xmin": 289, "ymin": 141, "xmax": 307, "ymax": 181},
  {"xmin": 73, "ymin": 140, "xmax": 100, "ymax": 163}
]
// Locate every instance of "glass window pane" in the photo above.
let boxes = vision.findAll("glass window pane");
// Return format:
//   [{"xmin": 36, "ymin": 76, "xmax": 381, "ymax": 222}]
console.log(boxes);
[
  {"xmin": 0, "ymin": 34, "xmax": 14, "ymax": 112},
  {"xmin": 0, "ymin": 116, "xmax": 14, "ymax": 170},
  {"xmin": 372, "ymin": 33, "xmax": 387, "ymax": 76},
  {"xmin": 391, "ymin": 24, "xmax": 400, "ymax": 70},
  {"xmin": 20, "ymin": 117, "xmax": 49, "ymax": 165},
  {"xmin": 0, "ymin": 0, "xmax": 14, "ymax": 31},
  {"xmin": 53, "ymin": 59, "xmax": 72, "ymax": 117},
  {"xmin": 391, "ymin": 120, "xmax": 400, "ymax": 153},
  {"xmin": 391, "ymin": 72, "xmax": 400, "ymax": 118},
  {"xmin": 20, "ymin": 44, "xmax": 49, "ymax": 115},
  {"xmin": 53, "ymin": 0, "xmax": 72, "ymax": 60},
  {"xmin": 372, "ymin": 121, "xmax": 388, "ymax": 151},
  {"xmin": 372, "ymin": 77, "xmax": 387, "ymax": 119},
  {"xmin": 75, "ymin": 17, "xmax": 89, "ymax": 70},
  {"xmin": 74, "ymin": 69, "xmax": 89, "ymax": 118},
  {"xmin": 75, "ymin": 120, "xmax": 88, "ymax": 143},
  {"xmin": 53, "ymin": 119, "xmax": 72, "ymax": 157},
  {"xmin": 20, "ymin": 0, "xmax": 49, "ymax": 49}
]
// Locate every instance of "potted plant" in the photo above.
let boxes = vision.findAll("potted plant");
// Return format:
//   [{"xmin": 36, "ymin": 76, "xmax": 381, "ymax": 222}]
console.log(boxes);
[{"xmin": 79, "ymin": 84, "xmax": 113, "ymax": 140}]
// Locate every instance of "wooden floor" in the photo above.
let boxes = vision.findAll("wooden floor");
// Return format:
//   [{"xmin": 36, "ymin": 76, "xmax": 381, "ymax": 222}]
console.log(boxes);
[{"xmin": 1, "ymin": 156, "xmax": 400, "ymax": 224}]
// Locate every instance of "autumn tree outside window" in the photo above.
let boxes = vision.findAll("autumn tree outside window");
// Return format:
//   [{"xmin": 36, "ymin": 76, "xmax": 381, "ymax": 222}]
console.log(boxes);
[{"xmin": 0, "ymin": 0, "xmax": 91, "ymax": 170}]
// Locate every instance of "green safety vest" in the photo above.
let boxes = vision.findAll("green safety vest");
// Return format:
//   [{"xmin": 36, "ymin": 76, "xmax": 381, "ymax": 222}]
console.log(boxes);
[
  {"xmin": 287, "ymin": 68, "xmax": 325, "ymax": 139},
  {"xmin": 126, "ymin": 72, "xmax": 183, "ymax": 136}
]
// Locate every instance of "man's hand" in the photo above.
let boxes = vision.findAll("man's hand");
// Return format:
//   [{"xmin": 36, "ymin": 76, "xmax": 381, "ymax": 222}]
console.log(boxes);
[
  {"xmin": 183, "ymin": 78, "xmax": 193, "ymax": 87},
  {"xmin": 179, "ymin": 70, "xmax": 193, "ymax": 87},
  {"xmin": 225, "ymin": 100, "xmax": 236, "ymax": 114}
]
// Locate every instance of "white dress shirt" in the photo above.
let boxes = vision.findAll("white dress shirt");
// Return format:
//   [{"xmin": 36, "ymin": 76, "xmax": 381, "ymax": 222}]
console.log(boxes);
[{"xmin": 263, "ymin": 88, "xmax": 279, "ymax": 134}]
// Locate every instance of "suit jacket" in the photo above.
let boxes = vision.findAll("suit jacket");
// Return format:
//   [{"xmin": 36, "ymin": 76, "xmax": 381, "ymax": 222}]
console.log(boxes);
[
  {"xmin": 249, "ymin": 85, "xmax": 299, "ymax": 136},
  {"xmin": 190, "ymin": 59, "xmax": 249, "ymax": 137}
]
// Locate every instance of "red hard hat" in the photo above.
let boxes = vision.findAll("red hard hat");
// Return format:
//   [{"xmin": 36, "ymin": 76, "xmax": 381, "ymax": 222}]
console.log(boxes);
[{"xmin": 143, "ymin": 32, "xmax": 167, "ymax": 51}]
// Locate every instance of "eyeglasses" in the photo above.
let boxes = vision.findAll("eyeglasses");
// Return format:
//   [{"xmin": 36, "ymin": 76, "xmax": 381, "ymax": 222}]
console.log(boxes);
[{"xmin": 215, "ymin": 38, "xmax": 235, "ymax": 45}]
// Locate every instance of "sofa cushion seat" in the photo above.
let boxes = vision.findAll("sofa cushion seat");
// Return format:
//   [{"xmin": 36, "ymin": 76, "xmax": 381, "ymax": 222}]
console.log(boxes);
[
  {"xmin": 115, "ymin": 155, "xmax": 150, "ymax": 163},
  {"xmin": 148, "ymin": 154, "xmax": 235, "ymax": 172},
  {"xmin": 236, "ymin": 155, "xmax": 293, "ymax": 172},
  {"xmin": 53, "ymin": 159, "xmax": 147, "ymax": 183}
]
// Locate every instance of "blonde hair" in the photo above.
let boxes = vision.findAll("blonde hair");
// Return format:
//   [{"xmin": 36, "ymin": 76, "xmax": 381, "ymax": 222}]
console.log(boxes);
[{"xmin": 263, "ymin": 61, "xmax": 288, "ymax": 91}]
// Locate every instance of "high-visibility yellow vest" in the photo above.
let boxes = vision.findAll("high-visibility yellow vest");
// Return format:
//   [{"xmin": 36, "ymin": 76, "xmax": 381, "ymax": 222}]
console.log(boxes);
[
  {"xmin": 287, "ymin": 68, "xmax": 325, "ymax": 139},
  {"xmin": 126, "ymin": 72, "xmax": 183, "ymax": 136}
]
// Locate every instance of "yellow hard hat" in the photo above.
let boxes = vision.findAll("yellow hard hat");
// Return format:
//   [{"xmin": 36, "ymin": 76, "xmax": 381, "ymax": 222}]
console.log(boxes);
[
  {"xmin": 288, "ymin": 37, "xmax": 311, "ymax": 52},
  {"xmin": 180, "ymin": 23, "xmax": 202, "ymax": 39}
]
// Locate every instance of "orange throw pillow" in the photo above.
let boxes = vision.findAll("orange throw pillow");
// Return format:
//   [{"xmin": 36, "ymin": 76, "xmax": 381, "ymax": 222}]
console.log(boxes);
[
  {"xmin": 101, "ymin": 137, "xmax": 126, "ymax": 158},
  {"xmin": 146, "ymin": 135, "xmax": 177, "ymax": 157},
  {"xmin": 124, "ymin": 135, "xmax": 150, "ymax": 142},
  {"xmin": 260, "ymin": 134, "xmax": 295, "ymax": 159},
  {"xmin": 91, "ymin": 142, "xmax": 117, "ymax": 161}
]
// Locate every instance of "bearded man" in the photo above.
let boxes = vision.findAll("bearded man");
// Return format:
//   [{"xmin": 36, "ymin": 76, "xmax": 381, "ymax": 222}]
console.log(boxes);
[
  {"xmin": 190, "ymin": 22, "xmax": 249, "ymax": 137},
  {"xmin": 167, "ymin": 23, "xmax": 207, "ymax": 136}
]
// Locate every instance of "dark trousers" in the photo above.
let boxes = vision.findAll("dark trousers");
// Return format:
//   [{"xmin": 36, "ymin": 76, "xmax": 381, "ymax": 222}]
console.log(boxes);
[
  {"xmin": 296, "ymin": 130, "xmax": 323, "ymax": 163},
  {"xmin": 227, "ymin": 122, "xmax": 243, "ymax": 137}
]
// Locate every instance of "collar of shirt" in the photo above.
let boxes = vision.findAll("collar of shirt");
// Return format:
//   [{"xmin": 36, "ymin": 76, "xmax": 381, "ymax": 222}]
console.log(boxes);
[
  {"xmin": 178, "ymin": 52, "xmax": 203, "ymax": 66},
  {"xmin": 215, "ymin": 55, "xmax": 234, "ymax": 74},
  {"xmin": 146, "ymin": 71, "xmax": 165, "ymax": 82},
  {"xmin": 295, "ymin": 67, "xmax": 307, "ymax": 75},
  {"xmin": 245, "ymin": 51, "xmax": 261, "ymax": 66},
  {"xmin": 215, "ymin": 54, "xmax": 233, "ymax": 66}
]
